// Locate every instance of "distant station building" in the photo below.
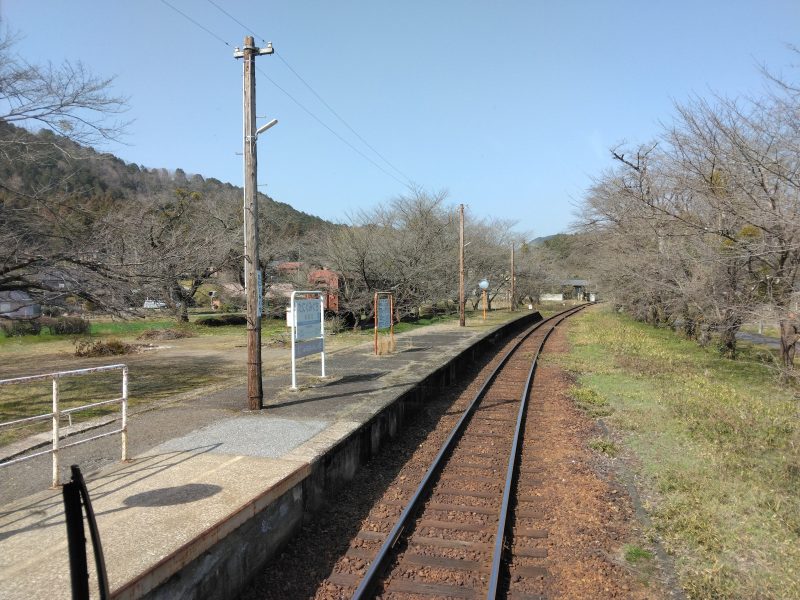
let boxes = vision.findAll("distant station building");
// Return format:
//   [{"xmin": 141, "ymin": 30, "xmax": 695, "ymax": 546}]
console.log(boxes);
[
  {"xmin": 540, "ymin": 280, "xmax": 597, "ymax": 303},
  {"xmin": 563, "ymin": 279, "xmax": 595, "ymax": 301}
]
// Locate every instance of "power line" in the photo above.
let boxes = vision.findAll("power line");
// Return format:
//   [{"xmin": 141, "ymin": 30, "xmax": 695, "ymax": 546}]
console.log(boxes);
[
  {"xmin": 159, "ymin": 0, "xmax": 410, "ymax": 187},
  {"xmin": 205, "ymin": 0, "xmax": 255, "ymax": 40},
  {"xmin": 274, "ymin": 51, "xmax": 414, "ymax": 185},
  {"xmin": 203, "ymin": 0, "xmax": 414, "ymax": 186},
  {"xmin": 256, "ymin": 67, "xmax": 409, "ymax": 187},
  {"xmin": 159, "ymin": 0, "xmax": 231, "ymax": 47}
]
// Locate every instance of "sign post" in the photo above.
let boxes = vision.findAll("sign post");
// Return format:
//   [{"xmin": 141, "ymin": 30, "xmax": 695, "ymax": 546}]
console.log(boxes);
[
  {"xmin": 290, "ymin": 290, "xmax": 326, "ymax": 390},
  {"xmin": 374, "ymin": 292, "xmax": 394, "ymax": 355}
]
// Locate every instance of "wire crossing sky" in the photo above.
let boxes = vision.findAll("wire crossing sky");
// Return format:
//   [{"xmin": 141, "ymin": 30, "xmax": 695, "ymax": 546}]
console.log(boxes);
[{"xmin": 2, "ymin": 1, "xmax": 798, "ymax": 236}]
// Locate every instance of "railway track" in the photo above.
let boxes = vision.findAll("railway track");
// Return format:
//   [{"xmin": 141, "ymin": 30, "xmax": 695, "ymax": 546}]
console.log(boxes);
[{"xmin": 325, "ymin": 305, "xmax": 588, "ymax": 599}]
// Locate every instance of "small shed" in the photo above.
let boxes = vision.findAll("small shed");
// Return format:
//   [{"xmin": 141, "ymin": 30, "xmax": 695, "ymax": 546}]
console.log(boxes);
[{"xmin": 562, "ymin": 279, "xmax": 593, "ymax": 301}]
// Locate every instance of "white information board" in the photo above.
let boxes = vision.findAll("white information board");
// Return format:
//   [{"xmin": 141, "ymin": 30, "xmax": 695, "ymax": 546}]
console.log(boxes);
[
  {"xmin": 290, "ymin": 291, "xmax": 326, "ymax": 389},
  {"xmin": 295, "ymin": 299, "xmax": 321, "ymax": 341}
]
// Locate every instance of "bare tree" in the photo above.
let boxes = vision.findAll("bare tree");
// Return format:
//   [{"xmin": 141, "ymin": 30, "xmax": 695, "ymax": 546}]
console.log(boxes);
[
  {"xmin": 578, "ymin": 65, "xmax": 800, "ymax": 370},
  {"xmin": 117, "ymin": 188, "xmax": 238, "ymax": 321},
  {"xmin": 0, "ymin": 30, "xmax": 129, "ymax": 309}
]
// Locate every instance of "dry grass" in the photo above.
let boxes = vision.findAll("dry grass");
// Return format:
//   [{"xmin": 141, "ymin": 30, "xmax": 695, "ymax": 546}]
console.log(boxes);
[
  {"xmin": 558, "ymin": 306, "xmax": 800, "ymax": 600},
  {"xmin": 376, "ymin": 335, "xmax": 397, "ymax": 355}
]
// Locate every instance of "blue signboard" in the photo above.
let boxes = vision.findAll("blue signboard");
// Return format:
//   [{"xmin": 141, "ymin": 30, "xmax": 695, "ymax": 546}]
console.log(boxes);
[
  {"xmin": 257, "ymin": 271, "xmax": 263, "ymax": 317},
  {"xmin": 377, "ymin": 297, "xmax": 391, "ymax": 330}
]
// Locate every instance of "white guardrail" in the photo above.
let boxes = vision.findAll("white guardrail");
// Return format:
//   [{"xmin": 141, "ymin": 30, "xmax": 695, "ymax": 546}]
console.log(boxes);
[{"xmin": 0, "ymin": 364, "xmax": 128, "ymax": 487}]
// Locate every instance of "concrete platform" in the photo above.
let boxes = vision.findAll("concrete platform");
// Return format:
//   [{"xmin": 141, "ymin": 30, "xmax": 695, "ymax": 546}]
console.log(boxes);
[{"xmin": 0, "ymin": 313, "xmax": 540, "ymax": 600}]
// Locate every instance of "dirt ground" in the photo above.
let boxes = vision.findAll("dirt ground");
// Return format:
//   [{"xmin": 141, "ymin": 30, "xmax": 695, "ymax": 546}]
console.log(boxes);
[{"xmin": 520, "ymin": 328, "xmax": 664, "ymax": 598}]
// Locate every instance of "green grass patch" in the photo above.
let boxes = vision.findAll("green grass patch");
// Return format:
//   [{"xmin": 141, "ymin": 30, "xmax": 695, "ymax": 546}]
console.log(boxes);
[
  {"xmin": 90, "ymin": 319, "xmax": 175, "ymax": 336},
  {"xmin": 588, "ymin": 437, "xmax": 619, "ymax": 457},
  {"xmin": 571, "ymin": 386, "xmax": 613, "ymax": 417},
  {"xmin": 557, "ymin": 306, "xmax": 800, "ymax": 600},
  {"xmin": 624, "ymin": 544, "xmax": 655, "ymax": 563}
]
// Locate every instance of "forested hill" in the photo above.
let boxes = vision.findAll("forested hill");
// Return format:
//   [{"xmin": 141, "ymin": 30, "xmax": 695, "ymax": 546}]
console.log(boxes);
[{"xmin": 0, "ymin": 121, "xmax": 330, "ymax": 236}]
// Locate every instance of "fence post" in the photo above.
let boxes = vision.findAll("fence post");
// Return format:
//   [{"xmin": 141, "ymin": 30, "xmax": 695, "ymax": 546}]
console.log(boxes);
[
  {"xmin": 52, "ymin": 376, "xmax": 60, "ymax": 487},
  {"xmin": 121, "ymin": 367, "xmax": 128, "ymax": 461}
]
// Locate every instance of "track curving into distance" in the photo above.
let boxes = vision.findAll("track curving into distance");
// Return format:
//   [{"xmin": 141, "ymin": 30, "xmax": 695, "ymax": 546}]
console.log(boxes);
[{"xmin": 325, "ymin": 304, "xmax": 589, "ymax": 600}]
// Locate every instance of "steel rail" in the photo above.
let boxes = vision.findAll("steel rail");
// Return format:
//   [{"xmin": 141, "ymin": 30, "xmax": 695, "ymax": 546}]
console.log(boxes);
[
  {"xmin": 486, "ymin": 304, "xmax": 588, "ymax": 598},
  {"xmin": 350, "ymin": 305, "xmax": 586, "ymax": 600}
]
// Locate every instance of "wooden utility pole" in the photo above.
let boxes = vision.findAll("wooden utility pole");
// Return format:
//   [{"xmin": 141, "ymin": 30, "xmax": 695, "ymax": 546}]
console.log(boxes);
[
  {"xmin": 510, "ymin": 242, "xmax": 516, "ymax": 311},
  {"xmin": 235, "ymin": 35, "xmax": 274, "ymax": 410},
  {"xmin": 459, "ymin": 204, "xmax": 465, "ymax": 327}
]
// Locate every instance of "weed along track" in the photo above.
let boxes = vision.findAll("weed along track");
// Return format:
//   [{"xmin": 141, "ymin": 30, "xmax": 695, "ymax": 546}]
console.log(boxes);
[{"xmin": 320, "ymin": 305, "xmax": 587, "ymax": 599}]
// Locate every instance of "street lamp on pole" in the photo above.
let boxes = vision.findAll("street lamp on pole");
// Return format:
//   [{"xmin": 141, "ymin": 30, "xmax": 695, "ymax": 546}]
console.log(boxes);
[
  {"xmin": 256, "ymin": 119, "xmax": 278, "ymax": 137},
  {"xmin": 479, "ymin": 279, "xmax": 489, "ymax": 320}
]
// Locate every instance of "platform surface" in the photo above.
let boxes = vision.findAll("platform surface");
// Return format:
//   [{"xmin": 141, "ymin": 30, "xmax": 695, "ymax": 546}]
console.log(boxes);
[{"xmin": 0, "ymin": 316, "xmax": 525, "ymax": 599}]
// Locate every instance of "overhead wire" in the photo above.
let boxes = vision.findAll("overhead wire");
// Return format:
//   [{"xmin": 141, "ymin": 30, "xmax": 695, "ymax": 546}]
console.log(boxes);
[
  {"xmin": 204, "ymin": 0, "xmax": 253, "ymax": 40},
  {"xmin": 256, "ymin": 67, "xmax": 408, "ymax": 186},
  {"xmin": 203, "ymin": 0, "xmax": 414, "ymax": 187},
  {"xmin": 159, "ymin": 0, "xmax": 231, "ymax": 47},
  {"xmin": 160, "ymin": 0, "xmax": 412, "ymax": 187},
  {"xmin": 273, "ymin": 51, "xmax": 415, "ymax": 186}
]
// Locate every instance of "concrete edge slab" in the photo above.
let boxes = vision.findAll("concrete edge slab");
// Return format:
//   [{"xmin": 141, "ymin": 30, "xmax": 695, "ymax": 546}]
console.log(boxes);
[{"xmin": 112, "ymin": 461, "xmax": 311, "ymax": 600}]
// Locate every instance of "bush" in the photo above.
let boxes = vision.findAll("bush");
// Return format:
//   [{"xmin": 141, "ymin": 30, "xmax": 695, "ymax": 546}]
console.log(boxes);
[
  {"xmin": 137, "ymin": 328, "xmax": 195, "ymax": 341},
  {"xmin": 74, "ymin": 338, "xmax": 135, "ymax": 357},
  {"xmin": 325, "ymin": 315, "xmax": 346, "ymax": 335},
  {"xmin": 196, "ymin": 314, "xmax": 247, "ymax": 327},
  {"xmin": 41, "ymin": 316, "xmax": 91, "ymax": 335},
  {"xmin": 0, "ymin": 319, "xmax": 42, "ymax": 337},
  {"xmin": 41, "ymin": 305, "xmax": 66, "ymax": 317},
  {"xmin": 219, "ymin": 297, "xmax": 245, "ymax": 313}
]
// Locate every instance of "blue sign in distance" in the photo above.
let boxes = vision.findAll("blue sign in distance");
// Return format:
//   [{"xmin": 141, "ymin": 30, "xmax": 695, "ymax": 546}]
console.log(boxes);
[
  {"xmin": 377, "ymin": 297, "xmax": 391, "ymax": 330},
  {"xmin": 257, "ymin": 271, "xmax": 263, "ymax": 317},
  {"xmin": 295, "ymin": 298, "xmax": 322, "ymax": 341}
]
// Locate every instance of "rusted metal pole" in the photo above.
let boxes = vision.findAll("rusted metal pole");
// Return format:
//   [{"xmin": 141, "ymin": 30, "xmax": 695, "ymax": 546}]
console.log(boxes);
[
  {"xmin": 459, "ymin": 204, "xmax": 465, "ymax": 327},
  {"xmin": 374, "ymin": 292, "xmax": 378, "ymax": 355},
  {"xmin": 510, "ymin": 242, "xmax": 516, "ymax": 312}
]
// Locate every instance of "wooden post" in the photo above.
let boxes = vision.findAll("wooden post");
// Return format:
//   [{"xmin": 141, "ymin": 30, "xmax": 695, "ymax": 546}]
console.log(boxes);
[
  {"xmin": 243, "ymin": 36, "xmax": 262, "ymax": 410},
  {"xmin": 459, "ymin": 204, "xmax": 465, "ymax": 327}
]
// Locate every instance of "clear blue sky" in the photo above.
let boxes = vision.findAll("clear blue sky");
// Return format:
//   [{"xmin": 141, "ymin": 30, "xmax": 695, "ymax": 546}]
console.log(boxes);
[{"xmin": 2, "ymin": 1, "xmax": 798, "ymax": 236}]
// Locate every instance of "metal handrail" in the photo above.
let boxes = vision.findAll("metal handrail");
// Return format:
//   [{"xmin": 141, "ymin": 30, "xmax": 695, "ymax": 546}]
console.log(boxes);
[{"xmin": 0, "ymin": 364, "xmax": 129, "ymax": 487}]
